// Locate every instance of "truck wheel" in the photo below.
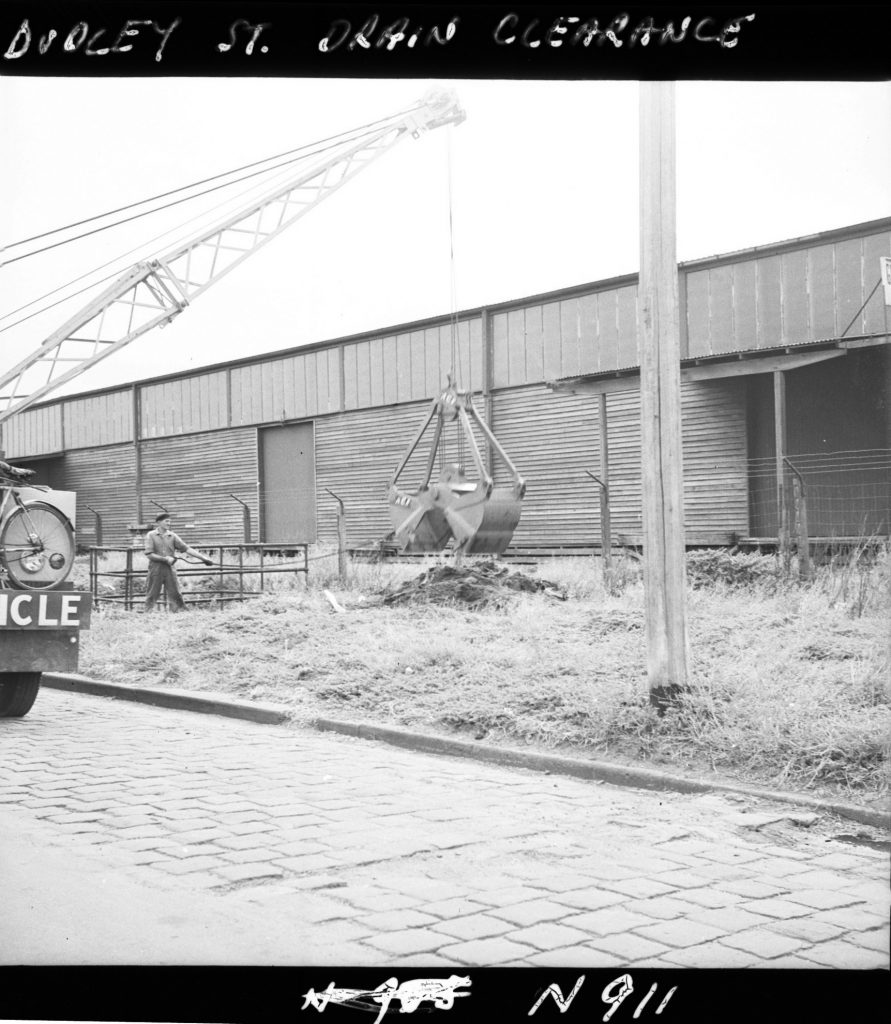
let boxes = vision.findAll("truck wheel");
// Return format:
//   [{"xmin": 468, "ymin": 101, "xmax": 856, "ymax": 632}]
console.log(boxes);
[{"xmin": 0, "ymin": 673, "xmax": 41, "ymax": 718}]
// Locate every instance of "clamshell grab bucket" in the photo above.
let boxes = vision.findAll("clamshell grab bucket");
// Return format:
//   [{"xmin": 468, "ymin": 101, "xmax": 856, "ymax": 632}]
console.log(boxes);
[
  {"xmin": 443, "ymin": 485, "xmax": 523, "ymax": 556},
  {"xmin": 387, "ymin": 379, "xmax": 526, "ymax": 555},
  {"xmin": 388, "ymin": 487, "xmax": 453, "ymax": 554}
]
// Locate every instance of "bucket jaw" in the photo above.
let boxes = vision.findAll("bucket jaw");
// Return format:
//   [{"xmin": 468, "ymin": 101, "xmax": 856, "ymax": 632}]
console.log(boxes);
[
  {"xmin": 387, "ymin": 379, "xmax": 525, "ymax": 555},
  {"xmin": 388, "ymin": 485, "xmax": 453, "ymax": 554}
]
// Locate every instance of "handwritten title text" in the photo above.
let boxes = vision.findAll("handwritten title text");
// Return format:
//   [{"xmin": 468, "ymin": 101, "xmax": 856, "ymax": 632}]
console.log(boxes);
[{"xmin": 3, "ymin": 11, "xmax": 757, "ymax": 62}]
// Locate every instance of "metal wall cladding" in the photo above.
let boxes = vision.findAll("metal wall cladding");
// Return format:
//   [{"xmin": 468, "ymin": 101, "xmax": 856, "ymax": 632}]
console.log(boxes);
[
  {"xmin": 489, "ymin": 385, "xmax": 600, "ymax": 546},
  {"xmin": 56, "ymin": 378, "xmax": 749, "ymax": 551},
  {"xmin": 1, "ymin": 403, "xmax": 63, "ymax": 458},
  {"xmin": 598, "ymin": 381, "xmax": 749, "ymax": 541},
  {"xmin": 140, "ymin": 429, "xmax": 259, "ymax": 546},
  {"xmin": 491, "ymin": 286, "xmax": 641, "ymax": 388},
  {"xmin": 490, "ymin": 379, "xmax": 749, "ymax": 546},
  {"xmin": 140, "ymin": 371, "xmax": 228, "ymax": 439},
  {"xmin": 601, "ymin": 389, "xmax": 643, "ymax": 539},
  {"xmin": 62, "ymin": 444, "xmax": 137, "ymax": 548},
  {"xmin": 680, "ymin": 379, "xmax": 749, "ymax": 535},
  {"xmin": 65, "ymin": 390, "xmax": 134, "ymax": 450},
  {"xmin": 342, "ymin": 318, "xmax": 483, "ymax": 411},
  {"xmin": 230, "ymin": 349, "xmax": 341, "ymax": 427},
  {"xmin": 684, "ymin": 229, "xmax": 891, "ymax": 357},
  {"xmin": 315, "ymin": 399, "xmax": 437, "ymax": 548}
]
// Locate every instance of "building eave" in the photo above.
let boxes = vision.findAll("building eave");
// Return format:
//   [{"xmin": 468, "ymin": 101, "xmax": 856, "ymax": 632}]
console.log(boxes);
[{"xmin": 548, "ymin": 333, "xmax": 891, "ymax": 394}]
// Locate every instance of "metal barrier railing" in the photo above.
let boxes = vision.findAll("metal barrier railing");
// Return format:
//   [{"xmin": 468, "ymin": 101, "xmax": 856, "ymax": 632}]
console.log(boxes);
[{"xmin": 88, "ymin": 544, "xmax": 309, "ymax": 610}]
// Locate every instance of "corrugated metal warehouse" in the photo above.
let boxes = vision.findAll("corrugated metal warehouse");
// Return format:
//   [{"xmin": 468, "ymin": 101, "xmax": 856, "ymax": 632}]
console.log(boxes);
[{"xmin": 2, "ymin": 217, "xmax": 889, "ymax": 553}]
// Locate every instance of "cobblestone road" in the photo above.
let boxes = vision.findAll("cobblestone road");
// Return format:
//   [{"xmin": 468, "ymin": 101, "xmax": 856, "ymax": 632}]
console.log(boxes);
[{"xmin": 1, "ymin": 689, "xmax": 888, "ymax": 967}]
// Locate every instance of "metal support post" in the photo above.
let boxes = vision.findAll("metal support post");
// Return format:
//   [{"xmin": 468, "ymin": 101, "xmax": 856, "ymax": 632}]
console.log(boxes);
[
  {"xmin": 598, "ymin": 392, "xmax": 612, "ymax": 572},
  {"xmin": 132, "ymin": 383, "xmax": 143, "ymax": 527},
  {"xmin": 774, "ymin": 371, "xmax": 791, "ymax": 573},
  {"xmin": 482, "ymin": 307, "xmax": 495, "ymax": 479}
]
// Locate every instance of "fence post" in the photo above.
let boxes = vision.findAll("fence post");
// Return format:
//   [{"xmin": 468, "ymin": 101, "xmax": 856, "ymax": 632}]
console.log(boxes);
[
  {"xmin": 797, "ymin": 479, "xmax": 812, "ymax": 580},
  {"xmin": 229, "ymin": 494, "xmax": 251, "ymax": 543},
  {"xmin": 85, "ymin": 506, "xmax": 103, "ymax": 547},
  {"xmin": 585, "ymin": 470, "xmax": 612, "ymax": 587},
  {"xmin": 325, "ymin": 488, "xmax": 348, "ymax": 582},
  {"xmin": 125, "ymin": 547, "xmax": 133, "ymax": 612},
  {"xmin": 786, "ymin": 458, "xmax": 812, "ymax": 581}
]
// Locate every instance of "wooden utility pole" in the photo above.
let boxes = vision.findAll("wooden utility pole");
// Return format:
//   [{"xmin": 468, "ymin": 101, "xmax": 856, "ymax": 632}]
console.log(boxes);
[{"xmin": 639, "ymin": 81, "xmax": 688, "ymax": 708}]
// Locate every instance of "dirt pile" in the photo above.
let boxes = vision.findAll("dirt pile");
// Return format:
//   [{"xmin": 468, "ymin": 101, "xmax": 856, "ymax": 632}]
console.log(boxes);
[{"xmin": 382, "ymin": 560, "xmax": 565, "ymax": 609}]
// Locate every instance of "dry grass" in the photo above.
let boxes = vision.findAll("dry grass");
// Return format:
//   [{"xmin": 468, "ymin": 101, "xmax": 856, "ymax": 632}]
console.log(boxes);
[{"xmin": 73, "ymin": 547, "xmax": 891, "ymax": 803}]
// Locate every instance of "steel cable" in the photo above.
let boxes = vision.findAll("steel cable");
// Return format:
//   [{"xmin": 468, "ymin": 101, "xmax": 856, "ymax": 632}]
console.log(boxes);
[
  {"xmin": 1, "ymin": 105, "xmax": 422, "ymax": 258},
  {"xmin": 0, "ymin": 105, "xmax": 423, "ymax": 327}
]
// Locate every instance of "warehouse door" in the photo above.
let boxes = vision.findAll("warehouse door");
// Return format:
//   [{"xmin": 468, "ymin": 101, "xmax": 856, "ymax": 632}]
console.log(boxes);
[{"xmin": 259, "ymin": 423, "xmax": 317, "ymax": 543}]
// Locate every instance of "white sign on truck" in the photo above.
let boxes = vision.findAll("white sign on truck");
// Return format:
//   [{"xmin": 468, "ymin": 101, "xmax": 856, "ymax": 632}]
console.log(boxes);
[{"xmin": 0, "ymin": 591, "xmax": 92, "ymax": 629}]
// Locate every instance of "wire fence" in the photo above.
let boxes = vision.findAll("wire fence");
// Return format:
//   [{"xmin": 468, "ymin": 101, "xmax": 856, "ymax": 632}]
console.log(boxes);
[{"xmin": 747, "ymin": 449, "xmax": 891, "ymax": 541}]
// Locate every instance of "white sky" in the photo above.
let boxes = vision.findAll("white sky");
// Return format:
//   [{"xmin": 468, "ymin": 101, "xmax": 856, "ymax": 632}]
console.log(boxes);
[{"xmin": 1, "ymin": 77, "xmax": 889, "ymax": 399}]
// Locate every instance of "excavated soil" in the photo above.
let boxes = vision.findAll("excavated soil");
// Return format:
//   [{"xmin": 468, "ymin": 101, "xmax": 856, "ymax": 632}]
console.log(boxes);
[{"xmin": 381, "ymin": 560, "xmax": 566, "ymax": 609}]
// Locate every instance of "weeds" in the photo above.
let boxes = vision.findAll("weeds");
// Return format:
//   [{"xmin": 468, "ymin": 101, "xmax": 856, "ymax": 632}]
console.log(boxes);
[
  {"xmin": 685, "ymin": 548, "xmax": 782, "ymax": 590},
  {"xmin": 75, "ymin": 550, "xmax": 890, "ymax": 802},
  {"xmin": 819, "ymin": 540, "xmax": 889, "ymax": 619}
]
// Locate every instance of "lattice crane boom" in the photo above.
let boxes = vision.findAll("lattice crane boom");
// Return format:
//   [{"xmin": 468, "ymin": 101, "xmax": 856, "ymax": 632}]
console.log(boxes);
[{"xmin": 0, "ymin": 90, "xmax": 465, "ymax": 425}]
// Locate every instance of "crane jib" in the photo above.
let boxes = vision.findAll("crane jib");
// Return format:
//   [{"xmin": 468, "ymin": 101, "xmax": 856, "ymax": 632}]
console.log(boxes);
[{"xmin": 0, "ymin": 91, "xmax": 464, "ymax": 425}]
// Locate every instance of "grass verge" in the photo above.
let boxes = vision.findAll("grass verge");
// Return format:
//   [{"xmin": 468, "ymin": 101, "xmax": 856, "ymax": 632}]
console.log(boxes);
[{"xmin": 73, "ymin": 548, "xmax": 890, "ymax": 805}]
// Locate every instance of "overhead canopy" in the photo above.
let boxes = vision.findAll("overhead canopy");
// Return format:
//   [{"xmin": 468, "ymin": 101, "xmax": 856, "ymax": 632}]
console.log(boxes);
[{"xmin": 548, "ymin": 334, "xmax": 890, "ymax": 397}]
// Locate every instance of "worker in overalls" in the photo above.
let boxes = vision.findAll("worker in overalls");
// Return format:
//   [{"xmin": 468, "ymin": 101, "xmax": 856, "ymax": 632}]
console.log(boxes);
[{"xmin": 143, "ymin": 512, "xmax": 213, "ymax": 612}]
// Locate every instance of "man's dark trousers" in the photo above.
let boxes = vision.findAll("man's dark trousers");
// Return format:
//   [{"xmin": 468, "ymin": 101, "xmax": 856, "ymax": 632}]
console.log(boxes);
[{"xmin": 145, "ymin": 561, "xmax": 186, "ymax": 611}]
